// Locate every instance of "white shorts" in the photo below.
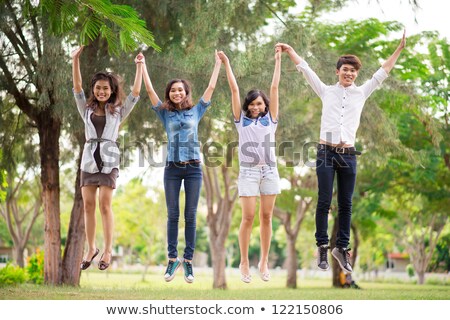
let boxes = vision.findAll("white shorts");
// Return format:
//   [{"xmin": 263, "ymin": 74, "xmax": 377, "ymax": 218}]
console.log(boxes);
[{"xmin": 238, "ymin": 165, "xmax": 281, "ymax": 197}]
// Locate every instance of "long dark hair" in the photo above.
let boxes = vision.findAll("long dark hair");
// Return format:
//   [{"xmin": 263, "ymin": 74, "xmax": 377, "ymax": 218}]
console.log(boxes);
[
  {"xmin": 242, "ymin": 89, "xmax": 269, "ymax": 118},
  {"xmin": 161, "ymin": 79, "xmax": 193, "ymax": 111},
  {"xmin": 86, "ymin": 71, "xmax": 125, "ymax": 115}
]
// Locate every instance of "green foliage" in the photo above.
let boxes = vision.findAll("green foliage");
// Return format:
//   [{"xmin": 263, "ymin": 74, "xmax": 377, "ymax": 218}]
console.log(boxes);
[
  {"xmin": 113, "ymin": 178, "xmax": 168, "ymax": 266},
  {"xmin": 40, "ymin": 0, "xmax": 160, "ymax": 55},
  {"xmin": 406, "ymin": 264, "xmax": 415, "ymax": 278},
  {"xmin": 26, "ymin": 249, "xmax": 44, "ymax": 284},
  {"xmin": 0, "ymin": 264, "xmax": 27, "ymax": 287},
  {"xmin": 429, "ymin": 227, "xmax": 450, "ymax": 272}
]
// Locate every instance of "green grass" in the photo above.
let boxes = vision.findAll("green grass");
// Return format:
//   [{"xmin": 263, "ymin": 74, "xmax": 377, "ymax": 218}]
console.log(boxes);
[{"xmin": 1, "ymin": 269, "xmax": 449, "ymax": 300}]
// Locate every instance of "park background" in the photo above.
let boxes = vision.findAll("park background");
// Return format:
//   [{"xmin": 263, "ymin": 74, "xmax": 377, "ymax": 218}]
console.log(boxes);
[{"xmin": 0, "ymin": 0, "xmax": 449, "ymax": 299}]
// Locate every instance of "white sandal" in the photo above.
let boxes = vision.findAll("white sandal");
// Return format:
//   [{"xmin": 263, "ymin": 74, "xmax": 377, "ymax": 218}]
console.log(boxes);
[
  {"xmin": 258, "ymin": 262, "xmax": 270, "ymax": 282},
  {"xmin": 239, "ymin": 264, "xmax": 252, "ymax": 283}
]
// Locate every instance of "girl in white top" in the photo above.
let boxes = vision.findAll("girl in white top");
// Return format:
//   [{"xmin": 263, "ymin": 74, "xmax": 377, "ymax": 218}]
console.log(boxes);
[{"xmin": 218, "ymin": 47, "xmax": 281, "ymax": 283}]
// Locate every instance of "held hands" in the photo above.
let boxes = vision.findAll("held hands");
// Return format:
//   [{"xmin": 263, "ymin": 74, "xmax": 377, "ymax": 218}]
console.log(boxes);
[
  {"xmin": 71, "ymin": 46, "xmax": 84, "ymax": 60},
  {"xmin": 275, "ymin": 43, "xmax": 293, "ymax": 53},
  {"xmin": 217, "ymin": 50, "xmax": 228, "ymax": 65},
  {"xmin": 135, "ymin": 52, "xmax": 145, "ymax": 64}
]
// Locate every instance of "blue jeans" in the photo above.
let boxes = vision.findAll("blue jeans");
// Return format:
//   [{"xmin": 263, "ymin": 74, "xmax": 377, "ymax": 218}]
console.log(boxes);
[
  {"xmin": 164, "ymin": 162, "xmax": 202, "ymax": 260},
  {"xmin": 315, "ymin": 148, "xmax": 357, "ymax": 248}
]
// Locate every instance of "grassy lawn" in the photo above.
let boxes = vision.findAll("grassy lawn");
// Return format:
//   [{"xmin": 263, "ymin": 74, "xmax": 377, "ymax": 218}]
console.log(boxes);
[{"xmin": 1, "ymin": 268, "xmax": 449, "ymax": 300}]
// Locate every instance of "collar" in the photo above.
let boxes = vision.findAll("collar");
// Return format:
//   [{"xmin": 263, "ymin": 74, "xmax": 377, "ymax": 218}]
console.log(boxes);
[{"xmin": 335, "ymin": 82, "xmax": 356, "ymax": 89}]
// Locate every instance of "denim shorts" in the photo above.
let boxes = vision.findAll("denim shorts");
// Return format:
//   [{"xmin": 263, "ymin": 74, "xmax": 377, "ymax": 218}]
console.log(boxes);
[{"xmin": 238, "ymin": 165, "xmax": 281, "ymax": 197}]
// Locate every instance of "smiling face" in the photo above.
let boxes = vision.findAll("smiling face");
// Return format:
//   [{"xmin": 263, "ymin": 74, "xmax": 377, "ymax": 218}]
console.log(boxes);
[
  {"xmin": 93, "ymin": 80, "xmax": 112, "ymax": 104},
  {"xmin": 336, "ymin": 64, "xmax": 359, "ymax": 87},
  {"xmin": 247, "ymin": 96, "xmax": 267, "ymax": 118},
  {"xmin": 169, "ymin": 82, "xmax": 186, "ymax": 106},
  {"xmin": 243, "ymin": 89, "xmax": 269, "ymax": 119}
]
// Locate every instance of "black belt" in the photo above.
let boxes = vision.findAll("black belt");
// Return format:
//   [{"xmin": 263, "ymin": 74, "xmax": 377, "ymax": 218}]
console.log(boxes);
[
  {"xmin": 168, "ymin": 160, "xmax": 201, "ymax": 165},
  {"xmin": 318, "ymin": 144, "xmax": 362, "ymax": 155}
]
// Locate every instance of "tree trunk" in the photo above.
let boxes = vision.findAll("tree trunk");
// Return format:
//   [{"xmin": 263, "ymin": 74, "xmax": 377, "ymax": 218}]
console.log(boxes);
[
  {"xmin": 285, "ymin": 234, "xmax": 298, "ymax": 288},
  {"xmin": 38, "ymin": 112, "xmax": 62, "ymax": 285},
  {"xmin": 13, "ymin": 246, "xmax": 25, "ymax": 268},
  {"xmin": 330, "ymin": 215, "xmax": 340, "ymax": 288},
  {"xmin": 273, "ymin": 196, "xmax": 310, "ymax": 289},
  {"xmin": 203, "ymin": 165, "xmax": 237, "ymax": 289},
  {"xmin": 417, "ymin": 271, "xmax": 425, "ymax": 285},
  {"xmin": 350, "ymin": 223, "xmax": 359, "ymax": 266},
  {"xmin": 210, "ymin": 239, "xmax": 227, "ymax": 289},
  {"xmin": 61, "ymin": 141, "xmax": 85, "ymax": 285}
]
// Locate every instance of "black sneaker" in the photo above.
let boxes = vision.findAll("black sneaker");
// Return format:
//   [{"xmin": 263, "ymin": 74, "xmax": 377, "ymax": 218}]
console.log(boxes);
[
  {"xmin": 317, "ymin": 245, "xmax": 330, "ymax": 271},
  {"xmin": 182, "ymin": 260, "xmax": 194, "ymax": 283},
  {"xmin": 332, "ymin": 247, "xmax": 353, "ymax": 273},
  {"xmin": 164, "ymin": 258, "xmax": 181, "ymax": 282}
]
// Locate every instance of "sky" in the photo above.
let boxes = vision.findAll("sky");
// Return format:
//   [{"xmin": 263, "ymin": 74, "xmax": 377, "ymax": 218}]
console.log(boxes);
[{"xmin": 118, "ymin": 0, "xmax": 449, "ymax": 188}]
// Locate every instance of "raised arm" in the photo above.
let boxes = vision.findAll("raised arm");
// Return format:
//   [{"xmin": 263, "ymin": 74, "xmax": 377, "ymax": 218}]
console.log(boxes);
[
  {"xmin": 276, "ymin": 43, "xmax": 303, "ymax": 66},
  {"xmin": 202, "ymin": 50, "xmax": 222, "ymax": 103},
  {"xmin": 382, "ymin": 29, "xmax": 406, "ymax": 74},
  {"xmin": 270, "ymin": 47, "xmax": 281, "ymax": 120},
  {"xmin": 141, "ymin": 54, "xmax": 161, "ymax": 106},
  {"xmin": 131, "ymin": 53, "xmax": 144, "ymax": 97},
  {"xmin": 218, "ymin": 51, "xmax": 241, "ymax": 121},
  {"xmin": 72, "ymin": 46, "xmax": 84, "ymax": 93}
]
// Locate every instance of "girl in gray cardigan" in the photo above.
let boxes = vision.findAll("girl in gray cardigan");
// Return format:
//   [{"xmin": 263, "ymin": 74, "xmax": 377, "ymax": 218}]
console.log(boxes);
[{"xmin": 72, "ymin": 46, "xmax": 143, "ymax": 271}]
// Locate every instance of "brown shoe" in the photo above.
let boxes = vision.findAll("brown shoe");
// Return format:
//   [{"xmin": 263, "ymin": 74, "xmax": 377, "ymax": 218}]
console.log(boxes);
[
  {"xmin": 98, "ymin": 252, "xmax": 112, "ymax": 271},
  {"xmin": 80, "ymin": 248, "xmax": 99, "ymax": 270}
]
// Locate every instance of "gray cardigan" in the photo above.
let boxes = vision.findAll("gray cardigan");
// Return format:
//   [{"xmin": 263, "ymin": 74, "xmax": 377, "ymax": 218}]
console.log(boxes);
[{"xmin": 73, "ymin": 89, "xmax": 140, "ymax": 174}]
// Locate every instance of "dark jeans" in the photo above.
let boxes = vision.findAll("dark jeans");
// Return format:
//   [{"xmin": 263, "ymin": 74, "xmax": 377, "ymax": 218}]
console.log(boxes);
[
  {"xmin": 164, "ymin": 162, "xmax": 202, "ymax": 261},
  {"xmin": 315, "ymin": 148, "xmax": 357, "ymax": 248}
]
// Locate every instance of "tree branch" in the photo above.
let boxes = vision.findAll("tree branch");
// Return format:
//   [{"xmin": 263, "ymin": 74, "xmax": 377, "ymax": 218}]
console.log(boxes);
[{"xmin": 0, "ymin": 55, "xmax": 36, "ymax": 120}]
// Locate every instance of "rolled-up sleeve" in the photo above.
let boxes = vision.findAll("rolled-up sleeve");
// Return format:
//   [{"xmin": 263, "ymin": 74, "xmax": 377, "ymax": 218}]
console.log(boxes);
[
  {"xmin": 361, "ymin": 68, "xmax": 389, "ymax": 98},
  {"xmin": 120, "ymin": 93, "xmax": 140, "ymax": 121},
  {"xmin": 151, "ymin": 100, "xmax": 167, "ymax": 123},
  {"xmin": 196, "ymin": 97, "xmax": 211, "ymax": 119},
  {"xmin": 73, "ymin": 89, "xmax": 87, "ymax": 118}
]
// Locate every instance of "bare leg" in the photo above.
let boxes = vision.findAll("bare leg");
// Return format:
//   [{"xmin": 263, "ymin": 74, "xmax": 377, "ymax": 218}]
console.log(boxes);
[
  {"xmin": 238, "ymin": 196, "xmax": 257, "ymax": 275},
  {"xmin": 259, "ymin": 194, "xmax": 277, "ymax": 274},
  {"xmin": 98, "ymin": 186, "xmax": 114, "ymax": 264},
  {"xmin": 81, "ymin": 186, "xmax": 98, "ymax": 261}
]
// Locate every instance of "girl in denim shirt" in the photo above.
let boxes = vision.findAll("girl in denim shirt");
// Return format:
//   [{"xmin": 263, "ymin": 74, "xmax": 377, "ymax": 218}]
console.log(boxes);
[
  {"xmin": 142, "ymin": 51, "xmax": 222, "ymax": 283},
  {"xmin": 72, "ymin": 46, "xmax": 143, "ymax": 271},
  {"xmin": 218, "ymin": 48, "xmax": 281, "ymax": 283}
]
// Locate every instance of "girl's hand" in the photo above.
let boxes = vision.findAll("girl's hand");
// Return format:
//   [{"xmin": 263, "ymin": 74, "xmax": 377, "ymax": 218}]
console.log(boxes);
[
  {"xmin": 215, "ymin": 49, "xmax": 222, "ymax": 64},
  {"xmin": 398, "ymin": 29, "xmax": 406, "ymax": 50},
  {"xmin": 275, "ymin": 46, "xmax": 281, "ymax": 60},
  {"xmin": 71, "ymin": 46, "xmax": 84, "ymax": 60},
  {"xmin": 135, "ymin": 52, "xmax": 145, "ymax": 64}
]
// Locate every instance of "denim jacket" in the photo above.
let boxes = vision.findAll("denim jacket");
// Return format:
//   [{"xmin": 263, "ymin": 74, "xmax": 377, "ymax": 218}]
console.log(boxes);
[
  {"xmin": 152, "ymin": 97, "xmax": 211, "ymax": 162},
  {"xmin": 74, "ymin": 89, "xmax": 140, "ymax": 173}
]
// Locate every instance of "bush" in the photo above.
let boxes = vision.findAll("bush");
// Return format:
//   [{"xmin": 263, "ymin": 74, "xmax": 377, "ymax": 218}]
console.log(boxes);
[
  {"xmin": 406, "ymin": 264, "xmax": 415, "ymax": 278},
  {"xmin": 26, "ymin": 249, "xmax": 44, "ymax": 284},
  {"xmin": 0, "ymin": 263, "xmax": 27, "ymax": 287}
]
